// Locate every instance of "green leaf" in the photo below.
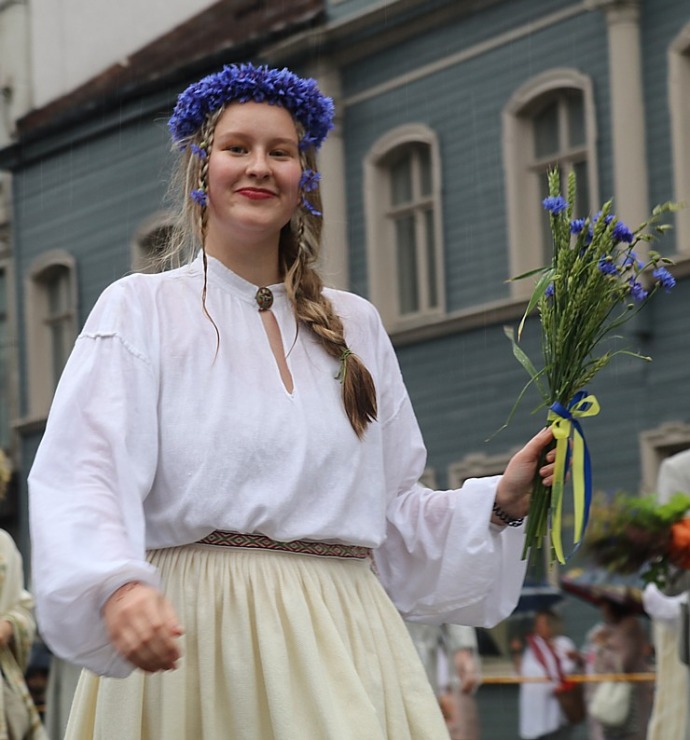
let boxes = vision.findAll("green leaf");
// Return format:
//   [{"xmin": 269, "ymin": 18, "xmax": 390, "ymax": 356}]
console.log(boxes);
[{"xmin": 517, "ymin": 269, "xmax": 555, "ymax": 340}]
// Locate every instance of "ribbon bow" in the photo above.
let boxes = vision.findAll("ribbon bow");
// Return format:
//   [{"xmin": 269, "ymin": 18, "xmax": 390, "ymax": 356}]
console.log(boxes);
[{"xmin": 546, "ymin": 391, "xmax": 600, "ymax": 563}]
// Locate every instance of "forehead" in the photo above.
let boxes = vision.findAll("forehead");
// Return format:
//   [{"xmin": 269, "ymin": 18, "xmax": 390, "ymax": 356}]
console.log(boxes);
[{"xmin": 213, "ymin": 101, "xmax": 299, "ymax": 141}]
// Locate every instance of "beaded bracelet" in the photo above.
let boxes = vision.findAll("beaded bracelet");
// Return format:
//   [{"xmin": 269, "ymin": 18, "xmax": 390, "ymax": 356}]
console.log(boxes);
[{"xmin": 492, "ymin": 501, "xmax": 525, "ymax": 527}]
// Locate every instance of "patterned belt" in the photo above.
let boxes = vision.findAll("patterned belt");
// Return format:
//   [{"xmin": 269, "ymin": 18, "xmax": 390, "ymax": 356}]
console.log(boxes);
[{"xmin": 196, "ymin": 530, "xmax": 372, "ymax": 560}]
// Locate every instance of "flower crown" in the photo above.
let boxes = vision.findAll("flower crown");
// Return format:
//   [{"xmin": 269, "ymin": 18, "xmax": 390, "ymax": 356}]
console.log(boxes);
[{"xmin": 168, "ymin": 63, "xmax": 335, "ymax": 150}]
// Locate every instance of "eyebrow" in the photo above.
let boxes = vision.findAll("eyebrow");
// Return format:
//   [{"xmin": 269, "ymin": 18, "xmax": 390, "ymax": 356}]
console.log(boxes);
[{"xmin": 215, "ymin": 131, "xmax": 298, "ymax": 147}]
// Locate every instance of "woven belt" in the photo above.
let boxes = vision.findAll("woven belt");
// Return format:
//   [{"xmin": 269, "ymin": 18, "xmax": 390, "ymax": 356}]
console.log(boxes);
[{"xmin": 196, "ymin": 530, "xmax": 372, "ymax": 560}]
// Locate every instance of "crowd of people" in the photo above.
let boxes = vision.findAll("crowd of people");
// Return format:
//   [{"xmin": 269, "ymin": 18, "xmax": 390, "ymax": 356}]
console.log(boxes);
[{"xmin": 0, "ymin": 61, "xmax": 685, "ymax": 740}]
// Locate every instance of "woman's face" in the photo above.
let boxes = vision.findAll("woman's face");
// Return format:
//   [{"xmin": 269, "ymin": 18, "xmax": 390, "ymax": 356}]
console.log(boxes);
[{"xmin": 205, "ymin": 101, "xmax": 302, "ymax": 246}]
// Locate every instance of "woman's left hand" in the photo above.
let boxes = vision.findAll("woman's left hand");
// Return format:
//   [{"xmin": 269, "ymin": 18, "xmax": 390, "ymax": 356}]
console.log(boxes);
[{"xmin": 493, "ymin": 426, "xmax": 555, "ymax": 524}]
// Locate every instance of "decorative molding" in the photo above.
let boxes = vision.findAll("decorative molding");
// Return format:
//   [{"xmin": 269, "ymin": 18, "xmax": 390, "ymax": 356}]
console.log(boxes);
[{"xmin": 639, "ymin": 422, "xmax": 690, "ymax": 493}]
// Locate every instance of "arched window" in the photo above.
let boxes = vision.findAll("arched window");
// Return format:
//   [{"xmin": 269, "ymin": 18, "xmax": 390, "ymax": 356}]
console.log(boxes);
[
  {"xmin": 131, "ymin": 213, "xmax": 175, "ymax": 273},
  {"xmin": 503, "ymin": 70, "xmax": 598, "ymax": 298},
  {"xmin": 25, "ymin": 251, "xmax": 77, "ymax": 418},
  {"xmin": 364, "ymin": 125, "xmax": 445, "ymax": 330}
]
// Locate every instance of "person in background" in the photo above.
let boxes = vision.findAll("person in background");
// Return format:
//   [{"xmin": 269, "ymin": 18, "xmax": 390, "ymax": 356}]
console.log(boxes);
[
  {"xmin": 589, "ymin": 597, "xmax": 652, "ymax": 740},
  {"xmin": 28, "ymin": 63, "xmax": 557, "ymax": 739},
  {"xmin": 514, "ymin": 610, "xmax": 579, "ymax": 740},
  {"xmin": 0, "ymin": 528, "xmax": 47, "ymax": 740},
  {"xmin": 407, "ymin": 622, "xmax": 481, "ymax": 739},
  {"xmin": 643, "ymin": 447, "xmax": 690, "ymax": 740}
]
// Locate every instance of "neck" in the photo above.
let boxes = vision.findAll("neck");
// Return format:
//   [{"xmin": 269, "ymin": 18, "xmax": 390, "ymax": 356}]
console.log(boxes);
[{"xmin": 205, "ymin": 228, "xmax": 282, "ymax": 286}]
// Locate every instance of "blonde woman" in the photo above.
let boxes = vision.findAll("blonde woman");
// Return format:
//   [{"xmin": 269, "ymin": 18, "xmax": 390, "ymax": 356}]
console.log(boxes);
[{"xmin": 29, "ymin": 64, "xmax": 556, "ymax": 739}]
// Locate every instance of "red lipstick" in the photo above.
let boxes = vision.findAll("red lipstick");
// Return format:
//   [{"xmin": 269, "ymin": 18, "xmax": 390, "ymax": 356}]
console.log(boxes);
[{"xmin": 237, "ymin": 188, "xmax": 276, "ymax": 200}]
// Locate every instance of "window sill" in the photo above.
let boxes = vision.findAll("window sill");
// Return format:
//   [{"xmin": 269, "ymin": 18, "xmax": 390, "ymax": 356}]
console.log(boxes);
[
  {"xmin": 13, "ymin": 416, "xmax": 47, "ymax": 436},
  {"xmin": 389, "ymin": 297, "xmax": 527, "ymax": 347}
]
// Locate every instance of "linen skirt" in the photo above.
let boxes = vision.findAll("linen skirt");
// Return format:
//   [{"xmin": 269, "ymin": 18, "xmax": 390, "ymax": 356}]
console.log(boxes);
[{"xmin": 64, "ymin": 542, "xmax": 450, "ymax": 739}]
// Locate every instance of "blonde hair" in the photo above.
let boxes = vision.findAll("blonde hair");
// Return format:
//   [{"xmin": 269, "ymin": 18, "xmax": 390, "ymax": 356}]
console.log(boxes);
[{"xmin": 159, "ymin": 106, "xmax": 377, "ymax": 438}]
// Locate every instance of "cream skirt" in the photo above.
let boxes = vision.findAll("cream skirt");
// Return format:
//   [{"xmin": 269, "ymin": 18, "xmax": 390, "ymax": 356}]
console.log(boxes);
[{"xmin": 65, "ymin": 544, "xmax": 450, "ymax": 739}]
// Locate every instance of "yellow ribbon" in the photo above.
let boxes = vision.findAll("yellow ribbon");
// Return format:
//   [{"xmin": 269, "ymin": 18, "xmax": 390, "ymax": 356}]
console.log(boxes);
[{"xmin": 546, "ymin": 393, "xmax": 600, "ymax": 563}]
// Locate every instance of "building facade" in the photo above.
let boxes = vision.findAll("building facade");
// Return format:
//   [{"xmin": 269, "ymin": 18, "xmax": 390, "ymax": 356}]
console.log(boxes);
[{"xmin": 2, "ymin": 0, "xmax": 690, "ymax": 736}]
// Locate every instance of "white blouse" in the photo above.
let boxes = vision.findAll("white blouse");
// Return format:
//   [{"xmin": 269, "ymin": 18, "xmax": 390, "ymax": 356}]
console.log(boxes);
[{"xmin": 29, "ymin": 255, "xmax": 527, "ymax": 677}]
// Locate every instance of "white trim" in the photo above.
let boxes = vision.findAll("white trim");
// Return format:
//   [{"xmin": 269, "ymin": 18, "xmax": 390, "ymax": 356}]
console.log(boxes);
[
  {"xmin": 639, "ymin": 422, "xmax": 690, "ymax": 494},
  {"xmin": 447, "ymin": 449, "xmax": 517, "ymax": 488},
  {"xmin": 307, "ymin": 60, "xmax": 349, "ymax": 290},
  {"xmin": 669, "ymin": 24, "xmax": 690, "ymax": 256},
  {"xmin": 502, "ymin": 69, "xmax": 598, "ymax": 300},
  {"xmin": 130, "ymin": 211, "xmax": 174, "ymax": 273},
  {"xmin": 25, "ymin": 250, "xmax": 78, "ymax": 417},
  {"xmin": 364, "ymin": 123, "xmax": 445, "ymax": 330},
  {"xmin": 343, "ymin": 3, "xmax": 588, "ymax": 108}
]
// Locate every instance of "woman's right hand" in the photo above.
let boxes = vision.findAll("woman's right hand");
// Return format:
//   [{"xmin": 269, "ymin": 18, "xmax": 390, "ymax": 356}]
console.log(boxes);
[{"xmin": 102, "ymin": 581, "xmax": 183, "ymax": 672}]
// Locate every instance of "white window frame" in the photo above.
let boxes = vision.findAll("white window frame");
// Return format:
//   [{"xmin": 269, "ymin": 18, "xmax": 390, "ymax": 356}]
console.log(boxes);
[
  {"xmin": 131, "ymin": 212, "xmax": 175, "ymax": 273},
  {"xmin": 503, "ymin": 69, "xmax": 599, "ymax": 300},
  {"xmin": 639, "ymin": 421, "xmax": 690, "ymax": 495},
  {"xmin": 669, "ymin": 24, "xmax": 690, "ymax": 258},
  {"xmin": 24, "ymin": 250, "xmax": 78, "ymax": 419},
  {"xmin": 364, "ymin": 124, "xmax": 445, "ymax": 332}
]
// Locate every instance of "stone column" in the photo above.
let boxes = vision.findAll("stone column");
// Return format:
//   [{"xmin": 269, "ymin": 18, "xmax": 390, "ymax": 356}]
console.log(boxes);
[{"xmin": 587, "ymin": 0, "xmax": 648, "ymax": 229}]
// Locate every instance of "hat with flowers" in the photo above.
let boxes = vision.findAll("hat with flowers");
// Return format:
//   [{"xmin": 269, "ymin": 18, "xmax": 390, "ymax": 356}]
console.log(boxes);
[{"xmin": 168, "ymin": 63, "xmax": 335, "ymax": 150}]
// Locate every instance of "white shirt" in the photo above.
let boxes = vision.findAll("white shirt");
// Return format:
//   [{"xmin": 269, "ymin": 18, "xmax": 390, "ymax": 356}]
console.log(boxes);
[
  {"xmin": 29, "ymin": 255, "xmax": 528, "ymax": 677},
  {"xmin": 519, "ymin": 634, "xmax": 577, "ymax": 739}
]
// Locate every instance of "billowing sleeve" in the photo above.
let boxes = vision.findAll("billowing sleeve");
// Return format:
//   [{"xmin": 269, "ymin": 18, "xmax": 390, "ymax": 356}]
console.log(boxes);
[
  {"xmin": 29, "ymin": 282, "xmax": 160, "ymax": 678},
  {"xmin": 369, "ymin": 313, "xmax": 528, "ymax": 628}
]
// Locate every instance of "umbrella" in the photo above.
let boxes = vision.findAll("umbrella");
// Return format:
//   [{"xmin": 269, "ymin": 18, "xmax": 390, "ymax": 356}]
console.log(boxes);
[{"xmin": 559, "ymin": 566, "xmax": 646, "ymax": 615}]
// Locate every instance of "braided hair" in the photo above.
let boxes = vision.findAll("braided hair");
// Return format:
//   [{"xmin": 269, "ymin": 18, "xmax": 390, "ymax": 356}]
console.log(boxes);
[{"xmin": 162, "ymin": 105, "xmax": 377, "ymax": 438}]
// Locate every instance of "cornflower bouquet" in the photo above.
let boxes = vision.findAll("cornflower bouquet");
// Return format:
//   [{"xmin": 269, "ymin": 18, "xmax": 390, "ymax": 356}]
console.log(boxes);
[
  {"xmin": 506, "ymin": 169, "xmax": 677, "ymax": 565},
  {"xmin": 583, "ymin": 492, "xmax": 690, "ymax": 589}
]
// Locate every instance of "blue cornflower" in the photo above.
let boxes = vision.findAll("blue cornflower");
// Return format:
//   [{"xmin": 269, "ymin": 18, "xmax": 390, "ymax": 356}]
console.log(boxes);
[
  {"xmin": 570, "ymin": 219, "xmax": 586, "ymax": 235},
  {"xmin": 545, "ymin": 283, "xmax": 555, "ymax": 299},
  {"xmin": 301, "ymin": 196, "xmax": 322, "ymax": 217},
  {"xmin": 628, "ymin": 279, "xmax": 648, "ymax": 302},
  {"xmin": 190, "ymin": 144, "xmax": 207, "ymax": 160},
  {"xmin": 612, "ymin": 221, "xmax": 634, "ymax": 243},
  {"xmin": 593, "ymin": 211, "xmax": 614, "ymax": 226},
  {"xmin": 169, "ymin": 63, "xmax": 335, "ymax": 150},
  {"xmin": 653, "ymin": 266, "xmax": 676, "ymax": 292},
  {"xmin": 542, "ymin": 196, "xmax": 568, "ymax": 215},
  {"xmin": 622, "ymin": 252, "xmax": 644, "ymax": 270},
  {"xmin": 190, "ymin": 189, "xmax": 208, "ymax": 207},
  {"xmin": 299, "ymin": 169, "xmax": 321, "ymax": 193},
  {"xmin": 598, "ymin": 257, "xmax": 618, "ymax": 276}
]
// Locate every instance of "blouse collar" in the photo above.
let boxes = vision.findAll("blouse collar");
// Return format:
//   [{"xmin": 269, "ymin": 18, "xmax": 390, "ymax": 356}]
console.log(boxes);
[{"xmin": 194, "ymin": 253, "xmax": 288, "ymax": 308}]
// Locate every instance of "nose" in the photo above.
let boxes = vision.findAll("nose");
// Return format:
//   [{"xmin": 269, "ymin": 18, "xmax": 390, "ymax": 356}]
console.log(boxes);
[{"xmin": 246, "ymin": 149, "xmax": 270, "ymax": 179}]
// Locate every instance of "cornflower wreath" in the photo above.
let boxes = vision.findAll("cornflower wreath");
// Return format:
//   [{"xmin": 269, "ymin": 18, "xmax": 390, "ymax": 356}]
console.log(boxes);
[
  {"xmin": 504, "ymin": 169, "xmax": 678, "ymax": 564},
  {"xmin": 168, "ymin": 63, "xmax": 335, "ymax": 150}
]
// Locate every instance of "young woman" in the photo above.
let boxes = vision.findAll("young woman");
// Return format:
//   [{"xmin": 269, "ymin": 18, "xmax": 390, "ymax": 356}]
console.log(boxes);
[{"xmin": 29, "ymin": 63, "xmax": 556, "ymax": 739}]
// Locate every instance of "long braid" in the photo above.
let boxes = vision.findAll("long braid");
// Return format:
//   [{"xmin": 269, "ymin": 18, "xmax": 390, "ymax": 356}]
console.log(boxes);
[
  {"xmin": 284, "ymin": 151, "xmax": 377, "ymax": 437},
  {"xmin": 193, "ymin": 109, "xmax": 225, "ymax": 349}
]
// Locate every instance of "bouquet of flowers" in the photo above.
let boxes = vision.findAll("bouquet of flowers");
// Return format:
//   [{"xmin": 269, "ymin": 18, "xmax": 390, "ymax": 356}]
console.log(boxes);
[
  {"xmin": 583, "ymin": 491, "xmax": 690, "ymax": 589},
  {"xmin": 506, "ymin": 169, "xmax": 678, "ymax": 564}
]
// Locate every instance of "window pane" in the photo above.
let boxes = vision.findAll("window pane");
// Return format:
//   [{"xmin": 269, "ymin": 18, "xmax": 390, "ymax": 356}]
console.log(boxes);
[
  {"xmin": 47, "ymin": 268, "xmax": 69, "ymax": 315},
  {"xmin": 395, "ymin": 215, "xmax": 419, "ymax": 314},
  {"xmin": 424, "ymin": 209, "xmax": 438, "ymax": 308},
  {"xmin": 573, "ymin": 160, "xmax": 589, "ymax": 218},
  {"xmin": 390, "ymin": 153, "xmax": 413, "ymax": 206},
  {"xmin": 51, "ymin": 321, "xmax": 66, "ymax": 388},
  {"xmin": 567, "ymin": 90, "xmax": 586, "ymax": 148},
  {"xmin": 533, "ymin": 101, "xmax": 559, "ymax": 158},
  {"xmin": 418, "ymin": 145, "xmax": 432, "ymax": 197},
  {"xmin": 540, "ymin": 174, "xmax": 554, "ymax": 258}
]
